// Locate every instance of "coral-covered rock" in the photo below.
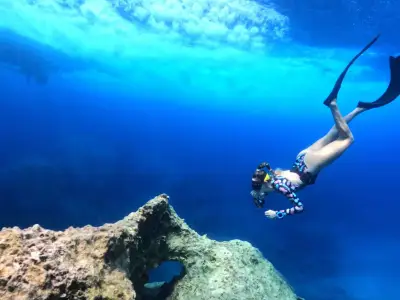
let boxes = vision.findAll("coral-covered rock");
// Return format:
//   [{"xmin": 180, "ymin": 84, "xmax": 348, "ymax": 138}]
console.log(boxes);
[{"xmin": 0, "ymin": 194, "xmax": 302, "ymax": 300}]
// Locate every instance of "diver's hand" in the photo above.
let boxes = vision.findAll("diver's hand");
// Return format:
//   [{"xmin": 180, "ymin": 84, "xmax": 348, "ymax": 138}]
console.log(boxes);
[{"xmin": 265, "ymin": 210, "xmax": 277, "ymax": 219}]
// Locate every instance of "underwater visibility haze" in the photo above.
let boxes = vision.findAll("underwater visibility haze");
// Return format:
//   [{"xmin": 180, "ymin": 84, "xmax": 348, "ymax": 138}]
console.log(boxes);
[{"xmin": 1, "ymin": 0, "xmax": 400, "ymax": 299}]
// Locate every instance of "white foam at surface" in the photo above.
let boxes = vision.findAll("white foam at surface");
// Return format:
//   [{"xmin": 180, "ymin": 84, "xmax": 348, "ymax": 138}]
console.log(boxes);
[
  {"xmin": 0, "ymin": 0, "xmax": 387, "ymax": 107},
  {"xmin": 0, "ymin": 0, "xmax": 288, "ymax": 55}
]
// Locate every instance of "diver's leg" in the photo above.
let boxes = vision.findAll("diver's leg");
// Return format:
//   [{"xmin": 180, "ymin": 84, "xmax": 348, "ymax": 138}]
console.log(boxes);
[
  {"xmin": 304, "ymin": 100, "xmax": 358, "ymax": 172},
  {"xmin": 309, "ymin": 54, "xmax": 400, "ymax": 152},
  {"xmin": 306, "ymin": 105, "xmax": 365, "ymax": 152},
  {"xmin": 311, "ymin": 36, "xmax": 379, "ymax": 149}
]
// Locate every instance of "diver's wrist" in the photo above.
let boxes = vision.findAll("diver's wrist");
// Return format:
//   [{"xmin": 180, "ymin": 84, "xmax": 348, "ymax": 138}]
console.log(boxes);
[{"xmin": 275, "ymin": 210, "xmax": 287, "ymax": 219}]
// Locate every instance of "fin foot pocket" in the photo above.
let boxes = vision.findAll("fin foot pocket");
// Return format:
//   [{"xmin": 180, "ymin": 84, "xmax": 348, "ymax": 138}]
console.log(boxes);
[
  {"xmin": 323, "ymin": 34, "xmax": 381, "ymax": 107},
  {"xmin": 357, "ymin": 55, "xmax": 400, "ymax": 110}
]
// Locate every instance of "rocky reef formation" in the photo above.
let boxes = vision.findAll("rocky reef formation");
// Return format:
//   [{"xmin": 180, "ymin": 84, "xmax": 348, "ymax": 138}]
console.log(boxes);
[{"xmin": 0, "ymin": 194, "xmax": 303, "ymax": 300}]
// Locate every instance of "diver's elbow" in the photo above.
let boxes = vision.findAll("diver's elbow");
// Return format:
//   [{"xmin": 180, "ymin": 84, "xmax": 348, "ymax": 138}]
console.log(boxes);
[{"xmin": 294, "ymin": 206, "xmax": 304, "ymax": 213}]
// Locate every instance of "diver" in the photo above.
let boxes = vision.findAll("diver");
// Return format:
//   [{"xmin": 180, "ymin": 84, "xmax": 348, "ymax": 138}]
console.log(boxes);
[{"xmin": 250, "ymin": 34, "xmax": 400, "ymax": 220}]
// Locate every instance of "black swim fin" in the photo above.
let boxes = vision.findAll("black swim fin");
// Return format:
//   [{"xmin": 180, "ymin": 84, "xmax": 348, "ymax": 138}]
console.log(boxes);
[
  {"xmin": 357, "ymin": 55, "xmax": 400, "ymax": 110},
  {"xmin": 323, "ymin": 34, "xmax": 381, "ymax": 106}
]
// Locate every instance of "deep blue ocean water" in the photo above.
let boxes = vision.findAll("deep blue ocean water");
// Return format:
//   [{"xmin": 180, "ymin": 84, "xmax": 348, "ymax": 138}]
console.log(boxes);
[{"xmin": 1, "ymin": 0, "xmax": 400, "ymax": 299}]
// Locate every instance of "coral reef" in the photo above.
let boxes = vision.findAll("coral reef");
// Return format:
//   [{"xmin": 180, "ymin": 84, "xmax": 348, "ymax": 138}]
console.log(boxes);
[{"xmin": 0, "ymin": 194, "xmax": 302, "ymax": 300}]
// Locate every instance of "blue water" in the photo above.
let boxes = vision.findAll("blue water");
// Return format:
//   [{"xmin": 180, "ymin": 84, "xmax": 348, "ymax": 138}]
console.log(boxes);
[{"xmin": 1, "ymin": 0, "xmax": 400, "ymax": 299}]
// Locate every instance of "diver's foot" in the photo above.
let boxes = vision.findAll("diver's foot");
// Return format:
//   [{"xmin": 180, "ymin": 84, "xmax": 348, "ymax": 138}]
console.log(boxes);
[
  {"xmin": 354, "ymin": 106, "xmax": 367, "ymax": 114},
  {"xmin": 323, "ymin": 94, "xmax": 338, "ymax": 107},
  {"xmin": 327, "ymin": 98, "xmax": 338, "ymax": 108}
]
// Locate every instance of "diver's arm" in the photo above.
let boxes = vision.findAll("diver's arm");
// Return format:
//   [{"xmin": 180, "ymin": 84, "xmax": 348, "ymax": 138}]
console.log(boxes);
[
  {"xmin": 271, "ymin": 177, "xmax": 304, "ymax": 219},
  {"xmin": 275, "ymin": 193, "xmax": 304, "ymax": 218}
]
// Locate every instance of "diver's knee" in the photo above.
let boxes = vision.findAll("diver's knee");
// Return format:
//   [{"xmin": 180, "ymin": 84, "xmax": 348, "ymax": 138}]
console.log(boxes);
[{"xmin": 348, "ymin": 134, "xmax": 355, "ymax": 145}]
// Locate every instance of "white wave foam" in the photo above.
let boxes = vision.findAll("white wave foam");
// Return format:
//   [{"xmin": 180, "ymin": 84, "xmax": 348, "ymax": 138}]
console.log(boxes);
[
  {"xmin": 0, "ymin": 0, "xmax": 383, "ymax": 105},
  {"xmin": 0, "ymin": 0, "xmax": 288, "ymax": 59}
]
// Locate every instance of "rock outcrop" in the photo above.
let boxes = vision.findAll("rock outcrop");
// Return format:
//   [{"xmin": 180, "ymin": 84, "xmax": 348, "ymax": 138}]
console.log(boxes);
[{"xmin": 0, "ymin": 194, "xmax": 302, "ymax": 300}]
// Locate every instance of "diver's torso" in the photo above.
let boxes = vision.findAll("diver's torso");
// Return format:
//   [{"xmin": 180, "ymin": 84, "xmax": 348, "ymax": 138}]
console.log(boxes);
[{"xmin": 280, "ymin": 171, "xmax": 303, "ymax": 188}]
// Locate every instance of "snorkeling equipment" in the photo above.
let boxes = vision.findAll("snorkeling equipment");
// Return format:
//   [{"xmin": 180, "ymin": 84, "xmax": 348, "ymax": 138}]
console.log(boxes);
[
  {"xmin": 251, "ymin": 162, "xmax": 274, "ymax": 190},
  {"xmin": 251, "ymin": 162, "xmax": 275, "ymax": 208},
  {"xmin": 357, "ymin": 55, "xmax": 400, "ymax": 109},
  {"xmin": 323, "ymin": 34, "xmax": 380, "ymax": 106}
]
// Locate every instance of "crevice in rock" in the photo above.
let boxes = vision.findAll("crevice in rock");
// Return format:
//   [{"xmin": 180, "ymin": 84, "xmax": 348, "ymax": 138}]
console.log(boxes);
[{"xmin": 138, "ymin": 261, "xmax": 185, "ymax": 300}]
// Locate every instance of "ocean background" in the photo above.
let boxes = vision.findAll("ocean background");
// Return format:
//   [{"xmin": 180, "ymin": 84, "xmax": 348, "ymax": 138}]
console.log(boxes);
[{"xmin": 1, "ymin": 0, "xmax": 400, "ymax": 299}]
